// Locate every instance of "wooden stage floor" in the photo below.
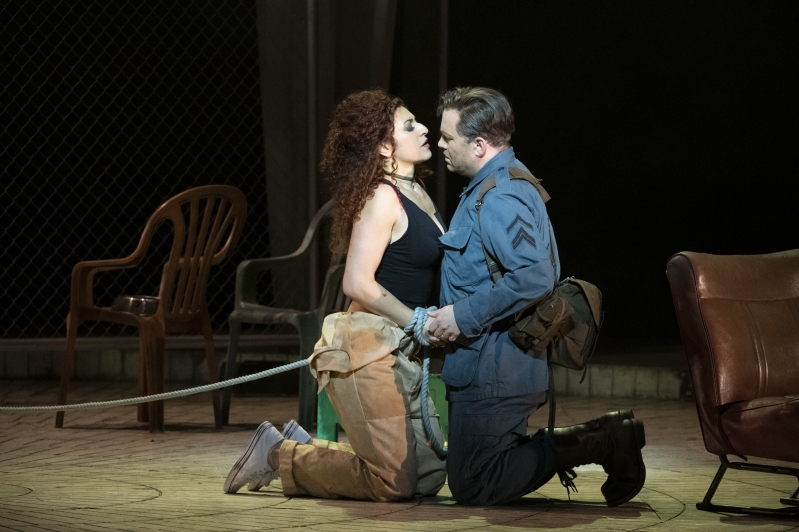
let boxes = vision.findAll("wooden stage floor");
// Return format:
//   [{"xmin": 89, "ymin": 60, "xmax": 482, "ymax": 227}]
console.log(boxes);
[{"xmin": 1, "ymin": 380, "xmax": 797, "ymax": 531}]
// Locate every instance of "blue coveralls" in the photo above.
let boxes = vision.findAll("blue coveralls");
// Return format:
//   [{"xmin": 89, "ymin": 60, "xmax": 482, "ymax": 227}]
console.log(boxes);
[{"xmin": 439, "ymin": 147, "xmax": 561, "ymax": 505}]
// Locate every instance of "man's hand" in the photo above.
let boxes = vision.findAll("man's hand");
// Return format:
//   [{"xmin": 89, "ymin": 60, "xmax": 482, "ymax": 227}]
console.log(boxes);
[
  {"xmin": 422, "ymin": 316, "xmax": 446, "ymax": 347},
  {"xmin": 426, "ymin": 305, "xmax": 462, "ymax": 343}
]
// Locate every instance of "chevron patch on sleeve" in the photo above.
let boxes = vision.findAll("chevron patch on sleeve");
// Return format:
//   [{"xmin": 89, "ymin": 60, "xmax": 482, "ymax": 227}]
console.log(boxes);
[
  {"xmin": 511, "ymin": 227, "xmax": 536, "ymax": 249},
  {"xmin": 506, "ymin": 214, "xmax": 533, "ymax": 234}
]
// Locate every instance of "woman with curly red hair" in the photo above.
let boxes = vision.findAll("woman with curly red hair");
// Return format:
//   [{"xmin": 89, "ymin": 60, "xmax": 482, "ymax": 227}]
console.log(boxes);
[{"xmin": 224, "ymin": 89, "xmax": 448, "ymax": 501}]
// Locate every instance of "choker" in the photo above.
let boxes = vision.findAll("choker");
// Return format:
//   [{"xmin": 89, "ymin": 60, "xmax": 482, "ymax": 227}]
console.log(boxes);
[{"xmin": 386, "ymin": 173, "xmax": 417, "ymax": 189}]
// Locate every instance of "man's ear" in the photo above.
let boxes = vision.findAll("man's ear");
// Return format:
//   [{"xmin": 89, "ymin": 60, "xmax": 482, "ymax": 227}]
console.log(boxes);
[{"xmin": 473, "ymin": 137, "xmax": 489, "ymax": 158}]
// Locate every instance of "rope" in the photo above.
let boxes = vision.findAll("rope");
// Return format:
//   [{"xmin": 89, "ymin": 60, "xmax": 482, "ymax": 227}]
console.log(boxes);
[
  {"xmin": 3, "ymin": 319, "xmax": 449, "ymax": 462},
  {"xmin": 0, "ymin": 358, "xmax": 310, "ymax": 412},
  {"xmin": 404, "ymin": 306, "xmax": 437, "ymax": 347},
  {"xmin": 421, "ymin": 357, "xmax": 447, "ymax": 458},
  {"xmin": 405, "ymin": 307, "xmax": 447, "ymax": 457}
]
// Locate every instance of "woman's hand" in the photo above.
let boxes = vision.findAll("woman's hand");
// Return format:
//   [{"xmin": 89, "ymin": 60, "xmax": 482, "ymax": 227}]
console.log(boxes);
[{"xmin": 422, "ymin": 315, "xmax": 446, "ymax": 347}]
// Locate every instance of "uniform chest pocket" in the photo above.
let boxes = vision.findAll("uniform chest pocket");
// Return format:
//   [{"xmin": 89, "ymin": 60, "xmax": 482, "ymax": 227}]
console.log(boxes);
[
  {"xmin": 440, "ymin": 225, "xmax": 484, "ymax": 289},
  {"xmin": 439, "ymin": 225, "xmax": 471, "ymax": 250}
]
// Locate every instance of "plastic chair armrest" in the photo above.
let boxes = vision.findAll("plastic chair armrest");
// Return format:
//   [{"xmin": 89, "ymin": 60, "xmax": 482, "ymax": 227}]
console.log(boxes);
[
  {"xmin": 70, "ymin": 255, "xmax": 148, "ymax": 309},
  {"xmin": 233, "ymin": 200, "xmax": 335, "ymax": 307},
  {"xmin": 235, "ymin": 253, "xmax": 310, "ymax": 307}
]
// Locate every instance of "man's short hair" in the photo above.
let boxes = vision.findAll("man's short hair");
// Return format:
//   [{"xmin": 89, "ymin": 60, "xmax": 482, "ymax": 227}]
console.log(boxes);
[{"xmin": 436, "ymin": 87, "xmax": 515, "ymax": 147}]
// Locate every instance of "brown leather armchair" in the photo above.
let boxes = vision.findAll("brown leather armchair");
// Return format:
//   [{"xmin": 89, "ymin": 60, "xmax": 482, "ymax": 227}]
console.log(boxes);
[{"xmin": 667, "ymin": 250, "xmax": 799, "ymax": 516}]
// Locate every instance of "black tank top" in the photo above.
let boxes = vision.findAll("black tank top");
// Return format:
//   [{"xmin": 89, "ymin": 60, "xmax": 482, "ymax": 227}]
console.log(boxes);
[{"xmin": 375, "ymin": 180, "xmax": 446, "ymax": 309}]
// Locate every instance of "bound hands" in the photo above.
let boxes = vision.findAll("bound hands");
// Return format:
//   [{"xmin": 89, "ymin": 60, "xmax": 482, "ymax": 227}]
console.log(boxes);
[
  {"xmin": 421, "ymin": 316, "xmax": 444, "ymax": 346},
  {"xmin": 425, "ymin": 305, "xmax": 462, "ymax": 345}
]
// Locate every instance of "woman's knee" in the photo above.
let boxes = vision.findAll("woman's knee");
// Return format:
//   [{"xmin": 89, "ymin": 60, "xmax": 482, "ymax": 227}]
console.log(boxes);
[
  {"xmin": 416, "ymin": 468, "xmax": 447, "ymax": 497},
  {"xmin": 374, "ymin": 476, "xmax": 417, "ymax": 502}
]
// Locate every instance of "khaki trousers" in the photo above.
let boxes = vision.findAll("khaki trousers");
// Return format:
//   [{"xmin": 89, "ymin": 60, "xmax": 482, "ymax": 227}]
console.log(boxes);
[{"xmin": 278, "ymin": 312, "xmax": 447, "ymax": 501}]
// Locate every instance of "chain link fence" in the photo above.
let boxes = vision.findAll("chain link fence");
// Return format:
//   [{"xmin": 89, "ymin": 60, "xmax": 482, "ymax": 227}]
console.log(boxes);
[{"xmin": 1, "ymin": 1, "xmax": 275, "ymax": 340}]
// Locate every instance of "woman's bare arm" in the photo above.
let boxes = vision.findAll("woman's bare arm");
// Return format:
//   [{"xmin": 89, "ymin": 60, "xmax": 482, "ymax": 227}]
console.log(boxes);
[{"xmin": 342, "ymin": 184, "xmax": 415, "ymax": 328}]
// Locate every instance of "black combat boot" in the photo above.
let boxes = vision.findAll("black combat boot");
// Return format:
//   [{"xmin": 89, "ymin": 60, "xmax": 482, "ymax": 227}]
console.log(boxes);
[
  {"xmin": 552, "ymin": 416, "xmax": 646, "ymax": 507},
  {"xmin": 553, "ymin": 410, "xmax": 634, "ymax": 436},
  {"xmin": 598, "ymin": 420, "xmax": 647, "ymax": 507}
]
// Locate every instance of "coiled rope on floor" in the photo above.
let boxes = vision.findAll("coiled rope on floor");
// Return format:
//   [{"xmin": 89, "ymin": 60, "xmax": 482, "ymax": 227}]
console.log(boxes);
[{"xmin": 0, "ymin": 359, "xmax": 310, "ymax": 412}]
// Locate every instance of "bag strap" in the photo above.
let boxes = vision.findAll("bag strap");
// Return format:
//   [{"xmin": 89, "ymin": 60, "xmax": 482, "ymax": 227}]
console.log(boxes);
[
  {"xmin": 476, "ymin": 176, "xmax": 502, "ymax": 282},
  {"xmin": 547, "ymin": 365, "xmax": 556, "ymax": 435},
  {"xmin": 474, "ymin": 168, "xmax": 560, "ymax": 435},
  {"xmin": 475, "ymin": 168, "xmax": 557, "ymax": 284}
]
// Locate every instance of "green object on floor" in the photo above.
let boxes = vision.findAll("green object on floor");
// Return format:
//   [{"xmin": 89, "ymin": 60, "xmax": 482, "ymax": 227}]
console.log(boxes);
[
  {"xmin": 315, "ymin": 373, "xmax": 449, "ymax": 443},
  {"xmin": 316, "ymin": 388, "xmax": 340, "ymax": 441},
  {"xmin": 426, "ymin": 373, "xmax": 448, "ymax": 441}
]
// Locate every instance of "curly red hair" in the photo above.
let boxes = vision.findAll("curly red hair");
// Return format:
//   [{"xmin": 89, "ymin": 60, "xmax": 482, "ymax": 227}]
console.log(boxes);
[{"xmin": 321, "ymin": 89, "xmax": 430, "ymax": 254}]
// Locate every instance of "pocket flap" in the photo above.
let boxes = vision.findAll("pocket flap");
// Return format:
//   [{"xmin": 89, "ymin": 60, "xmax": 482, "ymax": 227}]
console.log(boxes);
[
  {"xmin": 565, "ymin": 278, "xmax": 603, "ymax": 327},
  {"xmin": 439, "ymin": 226, "xmax": 472, "ymax": 250}
]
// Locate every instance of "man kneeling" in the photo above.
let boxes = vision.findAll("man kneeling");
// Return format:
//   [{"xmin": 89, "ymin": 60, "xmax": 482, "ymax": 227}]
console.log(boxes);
[{"xmin": 427, "ymin": 86, "xmax": 646, "ymax": 506}]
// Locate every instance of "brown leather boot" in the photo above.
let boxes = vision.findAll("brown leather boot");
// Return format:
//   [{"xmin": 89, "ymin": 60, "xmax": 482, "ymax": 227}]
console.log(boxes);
[{"xmin": 552, "ymin": 416, "xmax": 646, "ymax": 507}]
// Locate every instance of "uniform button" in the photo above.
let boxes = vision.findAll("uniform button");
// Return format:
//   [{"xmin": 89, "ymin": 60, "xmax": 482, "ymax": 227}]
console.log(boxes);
[
  {"xmin": 498, "ymin": 167, "xmax": 504, "ymax": 171},
  {"xmin": 472, "ymin": 328, "xmax": 479, "ymax": 334}
]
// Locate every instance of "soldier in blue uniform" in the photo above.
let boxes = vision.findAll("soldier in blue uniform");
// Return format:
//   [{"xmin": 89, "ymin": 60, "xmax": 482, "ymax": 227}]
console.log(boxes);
[{"xmin": 427, "ymin": 87, "xmax": 646, "ymax": 506}]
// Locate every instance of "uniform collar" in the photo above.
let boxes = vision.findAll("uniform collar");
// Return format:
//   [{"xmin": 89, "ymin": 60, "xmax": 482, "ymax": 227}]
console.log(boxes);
[{"xmin": 461, "ymin": 147, "xmax": 516, "ymax": 197}]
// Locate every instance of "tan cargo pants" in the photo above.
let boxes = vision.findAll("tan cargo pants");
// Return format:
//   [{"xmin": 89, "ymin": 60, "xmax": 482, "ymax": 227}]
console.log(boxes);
[{"xmin": 277, "ymin": 312, "xmax": 447, "ymax": 501}]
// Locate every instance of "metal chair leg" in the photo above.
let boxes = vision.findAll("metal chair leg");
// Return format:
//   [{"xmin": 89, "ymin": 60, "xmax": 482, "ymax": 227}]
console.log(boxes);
[
  {"xmin": 696, "ymin": 459, "xmax": 728, "ymax": 512},
  {"xmin": 781, "ymin": 486, "xmax": 799, "ymax": 507},
  {"xmin": 696, "ymin": 455, "xmax": 799, "ymax": 517},
  {"xmin": 221, "ymin": 318, "xmax": 241, "ymax": 426}
]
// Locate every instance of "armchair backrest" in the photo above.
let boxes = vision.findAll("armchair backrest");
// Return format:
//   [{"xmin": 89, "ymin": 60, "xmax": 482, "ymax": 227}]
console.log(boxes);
[
  {"xmin": 667, "ymin": 250, "xmax": 799, "ymax": 452},
  {"xmin": 148, "ymin": 185, "xmax": 247, "ymax": 320}
]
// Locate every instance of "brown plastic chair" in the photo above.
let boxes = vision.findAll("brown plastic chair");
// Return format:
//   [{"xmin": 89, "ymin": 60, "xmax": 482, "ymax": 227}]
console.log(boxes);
[
  {"xmin": 221, "ymin": 200, "xmax": 349, "ymax": 428},
  {"xmin": 56, "ymin": 185, "xmax": 248, "ymax": 432},
  {"xmin": 667, "ymin": 249, "xmax": 799, "ymax": 517}
]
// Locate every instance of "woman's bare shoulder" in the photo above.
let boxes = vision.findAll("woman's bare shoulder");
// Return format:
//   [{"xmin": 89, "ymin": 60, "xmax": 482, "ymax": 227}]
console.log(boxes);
[{"xmin": 361, "ymin": 182, "xmax": 402, "ymax": 218}]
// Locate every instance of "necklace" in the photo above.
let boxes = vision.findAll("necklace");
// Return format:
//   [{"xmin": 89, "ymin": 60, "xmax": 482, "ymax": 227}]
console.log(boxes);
[{"xmin": 386, "ymin": 173, "xmax": 417, "ymax": 189}]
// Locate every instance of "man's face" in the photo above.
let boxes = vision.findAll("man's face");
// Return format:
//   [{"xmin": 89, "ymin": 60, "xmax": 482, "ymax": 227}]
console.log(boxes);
[{"xmin": 438, "ymin": 109, "xmax": 477, "ymax": 178}]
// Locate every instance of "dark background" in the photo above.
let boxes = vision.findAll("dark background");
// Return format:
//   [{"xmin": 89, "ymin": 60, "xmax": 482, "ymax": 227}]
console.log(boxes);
[
  {"xmin": 0, "ymin": 1, "xmax": 269, "ymax": 338},
  {"xmin": 392, "ymin": 1, "xmax": 799, "ymax": 349},
  {"xmin": 2, "ymin": 1, "xmax": 797, "ymax": 352}
]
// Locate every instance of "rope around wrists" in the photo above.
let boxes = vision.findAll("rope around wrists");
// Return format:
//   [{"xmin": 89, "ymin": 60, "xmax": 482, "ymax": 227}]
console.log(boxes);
[
  {"xmin": 403, "ymin": 310, "xmax": 448, "ymax": 456},
  {"xmin": 402, "ymin": 307, "xmax": 424, "ymax": 335},
  {"xmin": 404, "ymin": 306, "xmax": 437, "ymax": 346}
]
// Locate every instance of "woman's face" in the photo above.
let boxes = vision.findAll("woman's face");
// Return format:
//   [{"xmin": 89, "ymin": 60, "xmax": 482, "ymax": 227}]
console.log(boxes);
[{"xmin": 384, "ymin": 106, "xmax": 431, "ymax": 173}]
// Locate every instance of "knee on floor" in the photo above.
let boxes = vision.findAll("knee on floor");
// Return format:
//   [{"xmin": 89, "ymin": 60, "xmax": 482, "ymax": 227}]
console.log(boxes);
[{"xmin": 447, "ymin": 471, "xmax": 491, "ymax": 505}]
